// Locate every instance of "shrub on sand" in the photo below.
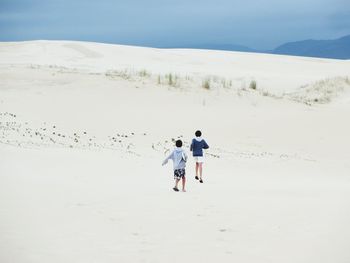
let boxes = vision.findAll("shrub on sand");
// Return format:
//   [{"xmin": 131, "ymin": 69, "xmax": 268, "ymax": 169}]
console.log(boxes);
[
  {"xmin": 202, "ymin": 78, "xmax": 210, "ymax": 90},
  {"xmin": 249, "ymin": 80, "xmax": 257, "ymax": 90}
]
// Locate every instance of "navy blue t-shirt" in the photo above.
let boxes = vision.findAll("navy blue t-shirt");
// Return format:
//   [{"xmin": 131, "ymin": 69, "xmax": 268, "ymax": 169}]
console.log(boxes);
[{"xmin": 190, "ymin": 138, "xmax": 209, "ymax": 157}]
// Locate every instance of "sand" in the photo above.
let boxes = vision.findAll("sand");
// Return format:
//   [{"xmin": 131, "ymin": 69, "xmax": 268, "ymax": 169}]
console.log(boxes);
[{"xmin": 1, "ymin": 40, "xmax": 350, "ymax": 263}]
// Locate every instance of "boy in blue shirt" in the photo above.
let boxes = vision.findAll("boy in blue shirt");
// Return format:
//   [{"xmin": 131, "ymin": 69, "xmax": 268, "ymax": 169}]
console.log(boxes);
[
  {"xmin": 190, "ymin": 130, "xmax": 209, "ymax": 183},
  {"xmin": 162, "ymin": 140, "xmax": 188, "ymax": 192}
]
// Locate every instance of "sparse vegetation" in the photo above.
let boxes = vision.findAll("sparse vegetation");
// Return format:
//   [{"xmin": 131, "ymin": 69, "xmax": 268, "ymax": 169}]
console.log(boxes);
[
  {"xmin": 249, "ymin": 80, "xmax": 257, "ymax": 90},
  {"xmin": 105, "ymin": 69, "xmax": 132, "ymax": 80},
  {"xmin": 285, "ymin": 76, "xmax": 350, "ymax": 105},
  {"xmin": 185, "ymin": 75, "xmax": 192, "ymax": 81},
  {"xmin": 202, "ymin": 78, "xmax": 210, "ymax": 90},
  {"xmin": 164, "ymin": 73, "xmax": 179, "ymax": 87},
  {"xmin": 167, "ymin": 73, "xmax": 174, "ymax": 86},
  {"xmin": 138, "ymin": 69, "xmax": 150, "ymax": 77},
  {"xmin": 221, "ymin": 79, "xmax": 232, "ymax": 89},
  {"xmin": 103, "ymin": 67, "xmax": 240, "ymax": 92},
  {"xmin": 101, "ymin": 68, "xmax": 344, "ymax": 106}
]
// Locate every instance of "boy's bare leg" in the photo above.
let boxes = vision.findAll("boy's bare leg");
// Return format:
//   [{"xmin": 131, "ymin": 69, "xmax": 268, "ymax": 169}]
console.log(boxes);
[
  {"xmin": 195, "ymin": 162, "xmax": 199, "ymax": 178},
  {"xmin": 199, "ymin": 163, "xmax": 203, "ymax": 179},
  {"xmin": 182, "ymin": 177, "xmax": 186, "ymax": 192},
  {"xmin": 174, "ymin": 179, "xmax": 180, "ymax": 189}
]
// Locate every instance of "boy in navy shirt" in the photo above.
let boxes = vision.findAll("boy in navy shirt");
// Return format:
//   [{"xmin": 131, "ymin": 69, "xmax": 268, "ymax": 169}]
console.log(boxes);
[{"xmin": 190, "ymin": 130, "xmax": 209, "ymax": 183}]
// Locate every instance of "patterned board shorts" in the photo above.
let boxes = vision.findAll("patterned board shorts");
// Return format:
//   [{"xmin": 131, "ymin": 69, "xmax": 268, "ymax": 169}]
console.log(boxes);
[{"xmin": 174, "ymin": 168, "xmax": 186, "ymax": 180}]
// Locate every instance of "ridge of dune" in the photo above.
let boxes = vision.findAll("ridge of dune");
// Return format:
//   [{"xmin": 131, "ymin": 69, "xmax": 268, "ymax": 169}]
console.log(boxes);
[
  {"xmin": 1, "ymin": 40, "xmax": 350, "ymax": 92},
  {"xmin": 1, "ymin": 40, "xmax": 350, "ymax": 102}
]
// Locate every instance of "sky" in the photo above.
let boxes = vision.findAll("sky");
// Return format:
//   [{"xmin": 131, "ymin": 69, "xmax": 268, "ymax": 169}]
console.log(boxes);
[{"xmin": 0, "ymin": 0, "xmax": 349, "ymax": 50}]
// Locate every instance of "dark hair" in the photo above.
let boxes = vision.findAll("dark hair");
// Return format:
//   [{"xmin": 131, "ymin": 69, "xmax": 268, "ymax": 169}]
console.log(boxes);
[
  {"xmin": 176, "ymin": 140, "xmax": 183, "ymax": 147},
  {"xmin": 195, "ymin": 130, "xmax": 202, "ymax": 137}
]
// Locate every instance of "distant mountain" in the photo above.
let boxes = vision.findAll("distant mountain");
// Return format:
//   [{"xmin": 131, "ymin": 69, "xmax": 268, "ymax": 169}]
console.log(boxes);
[
  {"xmin": 183, "ymin": 43, "xmax": 258, "ymax": 53},
  {"xmin": 272, "ymin": 35, "xmax": 350, "ymax": 59},
  {"xmin": 164, "ymin": 35, "xmax": 350, "ymax": 60},
  {"xmin": 162, "ymin": 43, "xmax": 258, "ymax": 53}
]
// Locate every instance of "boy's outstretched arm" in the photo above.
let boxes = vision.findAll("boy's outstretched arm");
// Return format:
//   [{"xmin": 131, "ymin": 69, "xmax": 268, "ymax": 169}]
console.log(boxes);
[
  {"xmin": 190, "ymin": 140, "xmax": 193, "ymax": 151},
  {"xmin": 162, "ymin": 151, "xmax": 173, "ymax": 166}
]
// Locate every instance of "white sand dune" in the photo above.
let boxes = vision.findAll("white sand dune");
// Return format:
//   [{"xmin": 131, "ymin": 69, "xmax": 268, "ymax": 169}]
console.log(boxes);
[{"xmin": 1, "ymin": 41, "xmax": 350, "ymax": 263}]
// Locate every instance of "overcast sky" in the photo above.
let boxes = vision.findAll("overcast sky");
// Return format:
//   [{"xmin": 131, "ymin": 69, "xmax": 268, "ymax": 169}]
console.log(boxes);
[{"xmin": 0, "ymin": 0, "xmax": 349, "ymax": 49}]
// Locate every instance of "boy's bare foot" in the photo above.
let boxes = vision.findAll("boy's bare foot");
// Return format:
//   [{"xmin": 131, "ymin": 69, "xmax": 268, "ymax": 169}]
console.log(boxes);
[
  {"xmin": 173, "ymin": 187, "xmax": 179, "ymax": 192},
  {"xmin": 195, "ymin": 176, "xmax": 199, "ymax": 180},
  {"xmin": 199, "ymin": 179, "xmax": 203, "ymax": 183},
  {"xmin": 182, "ymin": 189, "xmax": 186, "ymax": 192}
]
